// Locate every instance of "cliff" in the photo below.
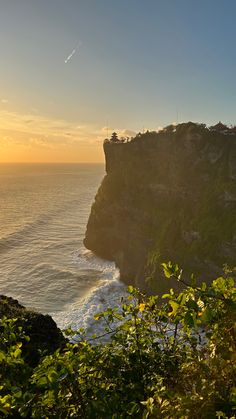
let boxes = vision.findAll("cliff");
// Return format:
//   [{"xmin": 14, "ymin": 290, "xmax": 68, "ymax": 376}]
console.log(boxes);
[{"xmin": 84, "ymin": 122, "xmax": 236, "ymax": 293}]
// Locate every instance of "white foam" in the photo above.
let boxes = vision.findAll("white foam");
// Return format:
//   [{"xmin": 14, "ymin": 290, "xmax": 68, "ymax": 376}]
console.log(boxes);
[{"xmin": 51, "ymin": 248, "xmax": 126, "ymax": 337}]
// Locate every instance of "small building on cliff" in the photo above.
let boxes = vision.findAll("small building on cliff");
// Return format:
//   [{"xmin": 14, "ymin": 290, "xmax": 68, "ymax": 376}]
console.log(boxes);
[{"xmin": 209, "ymin": 121, "xmax": 230, "ymax": 134}]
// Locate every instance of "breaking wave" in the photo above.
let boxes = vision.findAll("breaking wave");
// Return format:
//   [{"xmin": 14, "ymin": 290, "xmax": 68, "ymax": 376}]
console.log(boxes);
[{"xmin": 51, "ymin": 248, "xmax": 126, "ymax": 337}]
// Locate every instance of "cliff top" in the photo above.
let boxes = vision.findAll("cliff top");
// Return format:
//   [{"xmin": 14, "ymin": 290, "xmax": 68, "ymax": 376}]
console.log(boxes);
[{"xmin": 104, "ymin": 121, "xmax": 236, "ymax": 145}]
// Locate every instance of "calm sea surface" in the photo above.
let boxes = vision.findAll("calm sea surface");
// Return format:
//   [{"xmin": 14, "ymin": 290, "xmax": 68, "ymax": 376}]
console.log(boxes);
[{"xmin": 0, "ymin": 163, "xmax": 124, "ymax": 333}]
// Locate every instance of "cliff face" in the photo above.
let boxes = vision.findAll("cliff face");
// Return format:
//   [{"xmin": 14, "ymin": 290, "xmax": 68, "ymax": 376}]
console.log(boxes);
[{"xmin": 84, "ymin": 123, "xmax": 236, "ymax": 293}]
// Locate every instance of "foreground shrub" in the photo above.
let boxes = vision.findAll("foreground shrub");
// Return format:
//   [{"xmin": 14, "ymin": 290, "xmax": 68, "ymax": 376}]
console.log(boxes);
[{"xmin": 0, "ymin": 264, "xmax": 235, "ymax": 418}]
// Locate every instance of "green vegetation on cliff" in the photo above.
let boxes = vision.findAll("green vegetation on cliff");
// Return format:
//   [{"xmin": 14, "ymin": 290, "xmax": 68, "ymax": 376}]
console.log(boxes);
[{"xmin": 1, "ymin": 265, "xmax": 235, "ymax": 418}]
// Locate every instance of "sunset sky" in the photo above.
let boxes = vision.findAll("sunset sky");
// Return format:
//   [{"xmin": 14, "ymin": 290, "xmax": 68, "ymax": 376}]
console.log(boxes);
[{"xmin": 1, "ymin": 0, "xmax": 236, "ymax": 162}]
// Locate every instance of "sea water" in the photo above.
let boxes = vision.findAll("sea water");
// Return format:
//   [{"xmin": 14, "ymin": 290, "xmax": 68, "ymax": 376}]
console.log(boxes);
[{"xmin": 0, "ymin": 163, "xmax": 125, "ymax": 334}]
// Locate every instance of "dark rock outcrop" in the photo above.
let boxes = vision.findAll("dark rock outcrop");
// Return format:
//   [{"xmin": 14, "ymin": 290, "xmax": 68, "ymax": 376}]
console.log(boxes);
[
  {"xmin": 0, "ymin": 295, "xmax": 66, "ymax": 366},
  {"xmin": 84, "ymin": 122, "xmax": 236, "ymax": 293}
]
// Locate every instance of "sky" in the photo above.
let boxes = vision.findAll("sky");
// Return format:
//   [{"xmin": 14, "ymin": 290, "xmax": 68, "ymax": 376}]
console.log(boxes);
[{"xmin": 1, "ymin": 0, "xmax": 236, "ymax": 162}]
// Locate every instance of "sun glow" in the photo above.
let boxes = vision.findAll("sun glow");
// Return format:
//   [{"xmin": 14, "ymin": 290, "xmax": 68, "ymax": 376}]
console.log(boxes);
[{"xmin": 0, "ymin": 109, "xmax": 106, "ymax": 163}]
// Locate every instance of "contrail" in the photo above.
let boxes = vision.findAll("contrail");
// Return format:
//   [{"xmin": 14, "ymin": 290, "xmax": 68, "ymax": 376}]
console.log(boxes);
[{"xmin": 64, "ymin": 41, "xmax": 82, "ymax": 64}]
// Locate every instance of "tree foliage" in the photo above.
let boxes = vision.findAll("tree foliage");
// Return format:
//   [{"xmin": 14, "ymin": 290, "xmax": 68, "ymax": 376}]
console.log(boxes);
[{"xmin": 0, "ymin": 264, "xmax": 235, "ymax": 418}]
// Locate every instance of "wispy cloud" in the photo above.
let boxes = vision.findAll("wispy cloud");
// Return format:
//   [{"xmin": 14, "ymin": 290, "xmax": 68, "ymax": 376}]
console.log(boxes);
[
  {"xmin": 0, "ymin": 109, "xmax": 136, "ymax": 162},
  {"xmin": 64, "ymin": 41, "xmax": 82, "ymax": 64},
  {"xmin": 1, "ymin": 99, "xmax": 8, "ymax": 104},
  {"xmin": 0, "ymin": 109, "xmax": 104, "ymax": 149},
  {"xmin": 0, "ymin": 110, "xmax": 75, "ymax": 135}
]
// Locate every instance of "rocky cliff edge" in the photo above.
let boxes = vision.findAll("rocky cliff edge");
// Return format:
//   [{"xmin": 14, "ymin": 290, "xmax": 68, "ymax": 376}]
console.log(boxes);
[{"xmin": 84, "ymin": 122, "xmax": 236, "ymax": 293}]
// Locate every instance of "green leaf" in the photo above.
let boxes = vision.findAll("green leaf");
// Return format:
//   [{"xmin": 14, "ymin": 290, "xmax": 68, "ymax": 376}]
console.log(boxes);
[
  {"xmin": 201, "ymin": 307, "xmax": 215, "ymax": 323},
  {"xmin": 162, "ymin": 262, "xmax": 172, "ymax": 278},
  {"xmin": 162, "ymin": 293, "xmax": 171, "ymax": 299},
  {"xmin": 169, "ymin": 300, "xmax": 179, "ymax": 315},
  {"xmin": 47, "ymin": 370, "xmax": 58, "ymax": 383},
  {"xmin": 13, "ymin": 348, "xmax": 21, "ymax": 358},
  {"xmin": 37, "ymin": 377, "xmax": 48, "ymax": 386},
  {"xmin": 184, "ymin": 312, "xmax": 195, "ymax": 328},
  {"xmin": 14, "ymin": 390, "xmax": 22, "ymax": 399},
  {"xmin": 0, "ymin": 351, "xmax": 6, "ymax": 362},
  {"xmin": 201, "ymin": 282, "xmax": 207, "ymax": 291},
  {"xmin": 186, "ymin": 299, "xmax": 199, "ymax": 312}
]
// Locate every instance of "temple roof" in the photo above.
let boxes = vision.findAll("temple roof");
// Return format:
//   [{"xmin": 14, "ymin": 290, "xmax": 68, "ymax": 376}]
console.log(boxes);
[{"xmin": 209, "ymin": 121, "xmax": 229, "ymax": 131}]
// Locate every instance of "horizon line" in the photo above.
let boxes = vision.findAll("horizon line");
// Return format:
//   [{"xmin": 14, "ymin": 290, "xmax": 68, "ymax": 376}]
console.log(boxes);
[{"xmin": 0, "ymin": 161, "xmax": 104, "ymax": 165}]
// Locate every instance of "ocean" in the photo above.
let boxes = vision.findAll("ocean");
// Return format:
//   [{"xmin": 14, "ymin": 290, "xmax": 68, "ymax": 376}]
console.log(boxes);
[{"xmin": 0, "ymin": 163, "xmax": 125, "ymax": 335}]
